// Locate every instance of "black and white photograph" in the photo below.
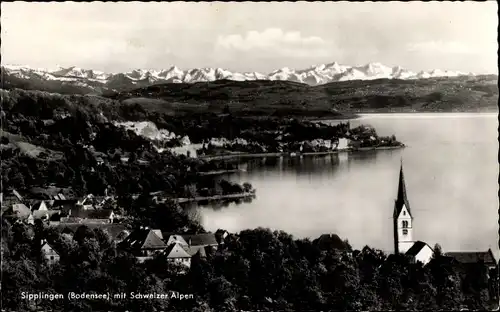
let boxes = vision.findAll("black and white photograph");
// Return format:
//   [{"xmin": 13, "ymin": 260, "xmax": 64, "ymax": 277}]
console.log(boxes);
[{"xmin": 0, "ymin": 1, "xmax": 498, "ymax": 311}]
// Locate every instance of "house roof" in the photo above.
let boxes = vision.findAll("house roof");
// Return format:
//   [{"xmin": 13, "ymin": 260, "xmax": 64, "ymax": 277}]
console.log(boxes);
[
  {"xmin": 181, "ymin": 233, "xmax": 218, "ymax": 247},
  {"xmin": 314, "ymin": 234, "xmax": 348, "ymax": 250},
  {"xmin": 33, "ymin": 210, "xmax": 60, "ymax": 219},
  {"xmin": 445, "ymin": 249, "xmax": 497, "ymax": 265},
  {"xmin": 405, "ymin": 241, "xmax": 433, "ymax": 257},
  {"xmin": 163, "ymin": 233, "xmax": 189, "ymax": 246},
  {"xmin": 394, "ymin": 161, "xmax": 412, "ymax": 218},
  {"xmin": 186, "ymin": 245, "xmax": 207, "ymax": 258},
  {"xmin": 120, "ymin": 228, "xmax": 166, "ymax": 250},
  {"xmin": 31, "ymin": 201, "xmax": 49, "ymax": 211},
  {"xmin": 41, "ymin": 240, "xmax": 60, "ymax": 255},
  {"xmin": 71, "ymin": 209, "xmax": 114, "ymax": 219},
  {"xmin": 164, "ymin": 243, "xmax": 192, "ymax": 259},
  {"xmin": 51, "ymin": 199, "xmax": 78, "ymax": 207},
  {"xmin": 3, "ymin": 203, "xmax": 32, "ymax": 218}
]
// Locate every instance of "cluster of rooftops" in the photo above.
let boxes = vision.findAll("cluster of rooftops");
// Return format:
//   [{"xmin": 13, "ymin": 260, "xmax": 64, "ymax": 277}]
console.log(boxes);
[
  {"xmin": 1, "ymin": 190, "xmax": 117, "ymax": 225},
  {"xmin": 117, "ymin": 227, "xmax": 228, "ymax": 264}
]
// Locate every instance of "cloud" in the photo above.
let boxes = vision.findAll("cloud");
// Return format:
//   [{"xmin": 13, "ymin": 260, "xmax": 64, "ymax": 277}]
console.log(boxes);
[
  {"xmin": 406, "ymin": 41, "xmax": 481, "ymax": 54},
  {"xmin": 215, "ymin": 28, "xmax": 329, "ymax": 57}
]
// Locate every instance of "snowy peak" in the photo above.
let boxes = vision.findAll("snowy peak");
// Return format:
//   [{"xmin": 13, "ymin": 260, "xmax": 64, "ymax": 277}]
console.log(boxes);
[{"xmin": 2, "ymin": 62, "xmax": 478, "ymax": 89}]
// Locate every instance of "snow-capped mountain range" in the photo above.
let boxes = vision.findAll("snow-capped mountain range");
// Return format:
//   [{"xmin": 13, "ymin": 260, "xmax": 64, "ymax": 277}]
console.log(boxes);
[{"xmin": 2, "ymin": 62, "xmax": 476, "ymax": 88}]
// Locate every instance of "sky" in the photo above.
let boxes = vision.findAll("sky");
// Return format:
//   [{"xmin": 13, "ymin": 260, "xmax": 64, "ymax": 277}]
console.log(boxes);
[{"xmin": 1, "ymin": 2, "xmax": 498, "ymax": 74}]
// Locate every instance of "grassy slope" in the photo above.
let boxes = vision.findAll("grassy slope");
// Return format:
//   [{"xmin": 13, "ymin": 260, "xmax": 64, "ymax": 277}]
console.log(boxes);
[{"xmin": 0, "ymin": 130, "xmax": 64, "ymax": 160}]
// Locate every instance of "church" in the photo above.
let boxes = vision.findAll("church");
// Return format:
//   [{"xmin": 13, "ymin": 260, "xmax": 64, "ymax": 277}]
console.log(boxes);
[
  {"xmin": 393, "ymin": 160, "xmax": 498, "ymax": 268},
  {"xmin": 393, "ymin": 160, "xmax": 434, "ymax": 264}
]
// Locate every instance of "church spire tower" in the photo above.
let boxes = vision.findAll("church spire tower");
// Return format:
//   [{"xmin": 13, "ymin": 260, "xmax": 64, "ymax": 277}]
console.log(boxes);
[{"xmin": 393, "ymin": 158, "xmax": 414, "ymax": 254}]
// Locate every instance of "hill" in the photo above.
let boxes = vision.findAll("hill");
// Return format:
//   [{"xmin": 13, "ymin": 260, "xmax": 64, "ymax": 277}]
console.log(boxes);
[{"xmin": 110, "ymin": 75, "xmax": 498, "ymax": 116}]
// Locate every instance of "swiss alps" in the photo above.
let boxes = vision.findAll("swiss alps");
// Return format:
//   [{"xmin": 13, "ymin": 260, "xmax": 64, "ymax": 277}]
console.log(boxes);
[{"xmin": 2, "ymin": 62, "xmax": 475, "ymax": 92}]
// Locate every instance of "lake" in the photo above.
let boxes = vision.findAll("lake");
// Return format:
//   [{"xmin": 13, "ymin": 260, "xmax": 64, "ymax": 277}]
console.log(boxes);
[{"xmin": 198, "ymin": 113, "xmax": 499, "ymax": 255}]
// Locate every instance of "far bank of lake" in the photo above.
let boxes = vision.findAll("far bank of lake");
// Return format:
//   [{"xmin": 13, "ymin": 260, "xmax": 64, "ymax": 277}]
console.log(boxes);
[{"xmin": 199, "ymin": 145, "xmax": 404, "ymax": 161}]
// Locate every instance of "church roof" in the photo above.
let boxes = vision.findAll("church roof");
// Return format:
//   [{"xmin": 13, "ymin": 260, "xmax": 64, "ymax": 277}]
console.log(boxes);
[
  {"xmin": 405, "ymin": 241, "xmax": 432, "ymax": 257},
  {"xmin": 393, "ymin": 161, "xmax": 412, "ymax": 218},
  {"xmin": 445, "ymin": 249, "xmax": 497, "ymax": 266}
]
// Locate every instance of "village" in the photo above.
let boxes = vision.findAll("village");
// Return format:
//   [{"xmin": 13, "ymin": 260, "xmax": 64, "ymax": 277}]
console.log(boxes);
[{"xmin": 0, "ymin": 188, "xmax": 229, "ymax": 272}]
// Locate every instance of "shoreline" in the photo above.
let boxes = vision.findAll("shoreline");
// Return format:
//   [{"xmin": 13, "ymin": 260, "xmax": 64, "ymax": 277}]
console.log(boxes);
[
  {"xmin": 310, "ymin": 111, "xmax": 498, "ymax": 122},
  {"xmin": 173, "ymin": 192, "xmax": 256, "ymax": 204},
  {"xmin": 199, "ymin": 145, "xmax": 404, "ymax": 161},
  {"xmin": 199, "ymin": 169, "xmax": 246, "ymax": 176}
]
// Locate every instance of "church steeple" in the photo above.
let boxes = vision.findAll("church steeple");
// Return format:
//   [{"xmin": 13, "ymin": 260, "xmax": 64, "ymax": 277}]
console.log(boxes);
[
  {"xmin": 393, "ymin": 158, "xmax": 414, "ymax": 254},
  {"xmin": 394, "ymin": 158, "xmax": 412, "ymax": 218}
]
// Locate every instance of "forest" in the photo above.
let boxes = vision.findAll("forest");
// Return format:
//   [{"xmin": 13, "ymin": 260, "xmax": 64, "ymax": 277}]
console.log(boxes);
[{"xmin": 2, "ymin": 216, "xmax": 497, "ymax": 312}]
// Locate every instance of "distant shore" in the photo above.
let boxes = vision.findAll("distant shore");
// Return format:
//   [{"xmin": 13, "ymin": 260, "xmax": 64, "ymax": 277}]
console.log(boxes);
[
  {"xmin": 199, "ymin": 169, "xmax": 246, "ymax": 176},
  {"xmin": 199, "ymin": 145, "xmax": 404, "ymax": 161},
  {"xmin": 173, "ymin": 192, "xmax": 256, "ymax": 203}
]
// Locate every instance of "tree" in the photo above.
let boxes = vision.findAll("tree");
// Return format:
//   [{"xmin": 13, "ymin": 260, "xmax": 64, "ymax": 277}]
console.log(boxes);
[{"xmin": 433, "ymin": 243, "xmax": 443, "ymax": 258}]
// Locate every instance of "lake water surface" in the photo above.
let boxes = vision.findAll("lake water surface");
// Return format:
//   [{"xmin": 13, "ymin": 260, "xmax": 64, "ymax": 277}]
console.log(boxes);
[{"xmin": 199, "ymin": 113, "xmax": 499, "ymax": 255}]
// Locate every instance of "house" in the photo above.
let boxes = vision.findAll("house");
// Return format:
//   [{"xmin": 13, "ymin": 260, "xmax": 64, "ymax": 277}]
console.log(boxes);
[
  {"xmin": 77, "ymin": 193, "xmax": 114, "ymax": 209},
  {"xmin": 118, "ymin": 227, "xmax": 167, "ymax": 262},
  {"xmin": 26, "ymin": 214, "xmax": 35, "ymax": 225},
  {"xmin": 162, "ymin": 233, "xmax": 218, "ymax": 258},
  {"xmin": 9, "ymin": 203, "xmax": 31, "ymax": 218},
  {"xmin": 163, "ymin": 233, "xmax": 189, "ymax": 246},
  {"xmin": 164, "ymin": 243, "xmax": 192, "ymax": 269},
  {"xmin": 31, "ymin": 200, "xmax": 49, "ymax": 211},
  {"xmin": 0, "ymin": 190, "xmax": 24, "ymax": 208},
  {"xmin": 445, "ymin": 249, "xmax": 498, "ymax": 270},
  {"xmin": 41, "ymin": 239, "xmax": 60, "ymax": 265},
  {"xmin": 2, "ymin": 203, "xmax": 32, "ymax": 223},
  {"xmin": 50, "ymin": 199, "xmax": 79, "ymax": 214},
  {"xmin": 405, "ymin": 241, "xmax": 434, "ymax": 265},
  {"xmin": 314, "ymin": 234, "xmax": 349, "ymax": 251},
  {"xmin": 54, "ymin": 193, "xmax": 66, "ymax": 200},
  {"xmin": 29, "ymin": 210, "xmax": 61, "ymax": 225},
  {"xmin": 332, "ymin": 138, "xmax": 349, "ymax": 150},
  {"xmin": 182, "ymin": 233, "xmax": 220, "ymax": 256},
  {"xmin": 95, "ymin": 157, "xmax": 105, "ymax": 166},
  {"xmin": 182, "ymin": 233, "xmax": 219, "ymax": 249},
  {"xmin": 78, "ymin": 194, "xmax": 95, "ymax": 206},
  {"xmin": 68, "ymin": 209, "xmax": 115, "ymax": 224}
]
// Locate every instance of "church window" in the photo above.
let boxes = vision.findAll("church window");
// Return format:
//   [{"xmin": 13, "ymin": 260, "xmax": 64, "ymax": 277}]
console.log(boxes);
[
  {"xmin": 402, "ymin": 220, "xmax": 408, "ymax": 228},
  {"xmin": 402, "ymin": 229, "xmax": 408, "ymax": 235},
  {"xmin": 403, "ymin": 211, "xmax": 406, "ymax": 216}
]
